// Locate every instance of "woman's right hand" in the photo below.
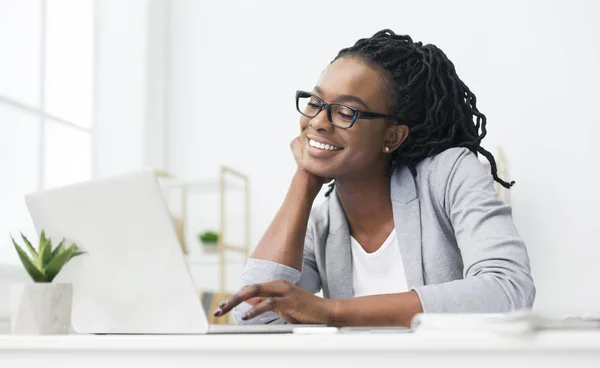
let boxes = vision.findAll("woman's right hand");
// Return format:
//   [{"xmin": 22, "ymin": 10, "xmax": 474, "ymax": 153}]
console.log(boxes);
[{"xmin": 290, "ymin": 136, "xmax": 331, "ymax": 187}]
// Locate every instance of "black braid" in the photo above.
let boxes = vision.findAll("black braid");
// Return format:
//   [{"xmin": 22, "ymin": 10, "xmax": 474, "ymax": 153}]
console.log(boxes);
[{"xmin": 324, "ymin": 29, "xmax": 514, "ymax": 198}]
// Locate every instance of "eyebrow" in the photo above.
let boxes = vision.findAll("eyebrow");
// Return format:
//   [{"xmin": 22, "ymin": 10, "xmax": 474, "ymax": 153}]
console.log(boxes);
[{"xmin": 313, "ymin": 85, "xmax": 371, "ymax": 110}]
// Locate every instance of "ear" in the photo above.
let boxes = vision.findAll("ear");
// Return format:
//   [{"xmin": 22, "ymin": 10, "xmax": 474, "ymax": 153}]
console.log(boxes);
[{"xmin": 383, "ymin": 124, "xmax": 409, "ymax": 153}]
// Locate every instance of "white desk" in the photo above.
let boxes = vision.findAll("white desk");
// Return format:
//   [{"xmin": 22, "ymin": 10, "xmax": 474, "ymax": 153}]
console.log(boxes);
[{"xmin": 1, "ymin": 331, "xmax": 600, "ymax": 367}]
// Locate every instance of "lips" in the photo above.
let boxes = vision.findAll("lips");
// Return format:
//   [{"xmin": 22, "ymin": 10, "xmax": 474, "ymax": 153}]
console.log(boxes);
[{"xmin": 304, "ymin": 135, "xmax": 344, "ymax": 160}]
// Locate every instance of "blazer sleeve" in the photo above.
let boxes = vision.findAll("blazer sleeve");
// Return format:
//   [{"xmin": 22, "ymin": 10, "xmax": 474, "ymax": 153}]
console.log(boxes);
[
  {"xmin": 412, "ymin": 148, "xmax": 536, "ymax": 313},
  {"xmin": 233, "ymin": 225, "xmax": 322, "ymax": 325}
]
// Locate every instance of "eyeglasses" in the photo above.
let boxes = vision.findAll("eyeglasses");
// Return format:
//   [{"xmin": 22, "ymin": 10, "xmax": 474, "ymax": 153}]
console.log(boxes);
[{"xmin": 295, "ymin": 90, "xmax": 397, "ymax": 129}]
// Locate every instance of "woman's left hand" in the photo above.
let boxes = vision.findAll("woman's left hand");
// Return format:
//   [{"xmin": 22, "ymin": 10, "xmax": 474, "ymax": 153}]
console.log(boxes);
[{"xmin": 213, "ymin": 280, "xmax": 336, "ymax": 324}]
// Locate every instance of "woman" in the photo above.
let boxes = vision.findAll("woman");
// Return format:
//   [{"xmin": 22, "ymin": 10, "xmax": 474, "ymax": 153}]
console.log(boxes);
[{"xmin": 214, "ymin": 29, "xmax": 535, "ymax": 327}]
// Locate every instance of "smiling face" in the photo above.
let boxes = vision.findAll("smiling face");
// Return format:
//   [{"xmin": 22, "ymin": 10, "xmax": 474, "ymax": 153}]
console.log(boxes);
[{"xmin": 299, "ymin": 56, "xmax": 408, "ymax": 181}]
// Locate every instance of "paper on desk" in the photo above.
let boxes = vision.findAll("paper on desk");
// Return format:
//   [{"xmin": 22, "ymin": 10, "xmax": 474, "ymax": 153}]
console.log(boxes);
[{"xmin": 411, "ymin": 310, "xmax": 600, "ymax": 335}]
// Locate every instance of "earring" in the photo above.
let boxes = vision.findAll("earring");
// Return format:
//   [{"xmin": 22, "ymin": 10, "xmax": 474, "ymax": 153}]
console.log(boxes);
[{"xmin": 383, "ymin": 147, "xmax": 390, "ymax": 153}]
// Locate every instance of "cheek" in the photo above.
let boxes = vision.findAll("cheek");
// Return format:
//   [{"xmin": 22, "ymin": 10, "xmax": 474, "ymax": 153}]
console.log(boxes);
[
  {"xmin": 344, "ymin": 130, "xmax": 383, "ymax": 160},
  {"xmin": 299, "ymin": 116, "xmax": 310, "ymax": 131},
  {"xmin": 346, "ymin": 129, "xmax": 377, "ymax": 151}
]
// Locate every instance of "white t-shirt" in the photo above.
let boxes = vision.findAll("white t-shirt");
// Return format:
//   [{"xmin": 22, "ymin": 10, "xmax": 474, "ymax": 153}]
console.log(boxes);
[{"xmin": 350, "ymin": 229, "xmax": 409, "ymax": 297}]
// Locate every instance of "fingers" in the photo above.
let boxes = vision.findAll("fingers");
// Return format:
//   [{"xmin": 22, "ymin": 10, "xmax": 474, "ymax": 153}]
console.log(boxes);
[
  {"xmin": 246, "ymin": 296, "xmax": 264, "ymax": 306},
  {"xmin": 213, "ymin": 280, "xmax": 292, "ymax": 317},
  {"xmin": 240, "ymin": 296, "xmax": 281, "ymax": 321}
]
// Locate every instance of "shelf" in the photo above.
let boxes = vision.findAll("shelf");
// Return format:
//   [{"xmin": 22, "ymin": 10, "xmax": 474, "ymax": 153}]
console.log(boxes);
[
  {"xmin": 156, "ymin": 166, "xmax": 251, "ymax": 293},
  {"xmin": 158, "ymin": 178, "xmax": 246, "ymax": 191},
  {"xmin": 184, "ymin": 253, "xmax": 246, "ymax": 266}
]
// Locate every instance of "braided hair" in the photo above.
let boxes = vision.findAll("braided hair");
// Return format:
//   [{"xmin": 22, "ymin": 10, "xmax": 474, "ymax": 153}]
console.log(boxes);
[{"xmin": 324, "ymin": 29, "xmax": 514, "ymax": 197}]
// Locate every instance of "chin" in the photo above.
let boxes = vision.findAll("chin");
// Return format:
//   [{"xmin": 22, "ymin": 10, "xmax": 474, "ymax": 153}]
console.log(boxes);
[{"xmin": 303, "ymin": 158, "xmax": 339, "ymax": 179}]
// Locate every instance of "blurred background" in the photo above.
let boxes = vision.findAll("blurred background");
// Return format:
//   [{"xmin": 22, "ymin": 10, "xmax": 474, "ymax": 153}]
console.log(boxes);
[{"xmin": 1, "ymin": 0, "xmax": 599, "ymax": 322}]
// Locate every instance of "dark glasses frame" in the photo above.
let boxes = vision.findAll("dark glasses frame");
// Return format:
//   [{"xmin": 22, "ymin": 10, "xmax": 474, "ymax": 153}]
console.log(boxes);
[{"xmin": 295, "ymin": 90, "xmax": 397, "ymax": 129}]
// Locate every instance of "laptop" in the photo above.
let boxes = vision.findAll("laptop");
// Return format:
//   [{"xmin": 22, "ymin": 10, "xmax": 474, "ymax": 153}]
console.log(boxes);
[{"xmin": 24, "ymin": 169, "xmax": 303, "ymax": 334}]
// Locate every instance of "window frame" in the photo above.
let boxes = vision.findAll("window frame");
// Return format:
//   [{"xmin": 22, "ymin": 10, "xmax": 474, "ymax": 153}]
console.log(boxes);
[{"xmin": 0, "ymin": 0, "xmax": 95, "ymax": 192}]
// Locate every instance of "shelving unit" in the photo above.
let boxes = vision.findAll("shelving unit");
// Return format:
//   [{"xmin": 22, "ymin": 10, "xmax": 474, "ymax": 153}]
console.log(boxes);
[{"xmin": 157, "ymin": 166, "xmax": 250, "ymax": 293}]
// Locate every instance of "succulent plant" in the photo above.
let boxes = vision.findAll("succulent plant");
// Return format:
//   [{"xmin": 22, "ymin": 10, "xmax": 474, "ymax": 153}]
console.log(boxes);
[{"xmin": 11, "ymin": 231, "xmax": 85, "ymax": 283}]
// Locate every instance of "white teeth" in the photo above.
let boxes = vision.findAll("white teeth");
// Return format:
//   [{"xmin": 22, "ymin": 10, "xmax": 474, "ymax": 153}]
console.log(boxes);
[{"xmin": 309, "ymin": 139, "xmax": 341, "ymax": 151}]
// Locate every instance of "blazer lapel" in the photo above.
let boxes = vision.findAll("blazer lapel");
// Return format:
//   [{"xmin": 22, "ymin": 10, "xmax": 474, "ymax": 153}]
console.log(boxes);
[
  {"xmin": 391, "ymin": 167, "xmax": 424, "ymax": 288},
  {"xmin": 324, "ymin": 166, "xmax": 424, "ymax": 299},
  {"xmin": 324, "ymin": 191, "xmax": 354, "ymax": 299}
]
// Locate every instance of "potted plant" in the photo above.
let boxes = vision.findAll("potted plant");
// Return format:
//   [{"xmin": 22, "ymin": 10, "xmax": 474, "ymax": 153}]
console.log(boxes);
[
  {"xmin": 9, "ymin": 231, "xmax": 85, "ymax": 335},
  {"xmin": 198, "ymin": 231, "xmax": 219, "ymax": 254}
]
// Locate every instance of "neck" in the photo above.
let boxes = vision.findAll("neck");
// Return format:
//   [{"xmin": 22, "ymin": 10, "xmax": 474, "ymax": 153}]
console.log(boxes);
[{"xmin": 335, "ymin": 167, "xmax": 394, "ymax": 237}]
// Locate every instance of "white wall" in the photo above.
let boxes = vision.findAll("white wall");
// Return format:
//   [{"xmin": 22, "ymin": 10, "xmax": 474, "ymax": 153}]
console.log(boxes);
[
  {"xmin": 95, "ymin": 0, "xmax": 167, "ymax": 178},
  {"xmin": 94, "ymin": 0, "xmax": 147, "ymax": 178},
  {"xmin": 166, "ymin": 0, "xmax": 600, "ymax": 313}
]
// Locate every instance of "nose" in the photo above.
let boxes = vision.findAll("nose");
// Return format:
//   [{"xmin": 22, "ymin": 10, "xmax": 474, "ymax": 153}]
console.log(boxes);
[{"xmin": 309, "ymin": 106, "xmax": 333, "ymax": 133}]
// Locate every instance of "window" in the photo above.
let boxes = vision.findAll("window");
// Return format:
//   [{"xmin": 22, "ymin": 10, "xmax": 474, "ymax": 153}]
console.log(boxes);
[{"xmin": 0, "ymin": 0, "xmax": 94, "ymax": 264}]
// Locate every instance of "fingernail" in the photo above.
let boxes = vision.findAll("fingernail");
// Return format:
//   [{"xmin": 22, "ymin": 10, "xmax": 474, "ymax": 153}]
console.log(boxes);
[
  {"xmin": 213, "ymin": 309, "xmax": 222, "ymax": 317},
  {"xmin": 241, "ymin": 313, "xmax": 250, "ymax": 321},
  {"xmin": 218, "ymin": 301, "xmax": 227, "ymax": 308}
]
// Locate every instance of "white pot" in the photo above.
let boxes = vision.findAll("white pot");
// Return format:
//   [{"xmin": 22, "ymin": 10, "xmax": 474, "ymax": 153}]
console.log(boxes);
[
  {"xmin": 202, "ymin": 242, "xmax": 219, "ymax": 254},
  {"xmin": 9, "ymin": 283, "xmax": 73, "ymax": 335}
]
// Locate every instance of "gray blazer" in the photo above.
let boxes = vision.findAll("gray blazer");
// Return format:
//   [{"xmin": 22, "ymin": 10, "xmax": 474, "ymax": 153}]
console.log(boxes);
[{"xmin": 234, "ymin": 147, "xmax": 535, "ymax": 324}]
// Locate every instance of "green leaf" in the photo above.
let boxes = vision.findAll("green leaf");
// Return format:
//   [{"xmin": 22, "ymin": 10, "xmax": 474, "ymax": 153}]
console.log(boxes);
[
  {"xmin": 51, "ymin": 239, "xmax": 66, "ymax": 258},
  {"xmin": 38, "ymin": 232, "xmax": 52, "ymax": 269},
  {"xmin": 43, "ymin": 246, "xmax": 76, "ymax": 282},
  {"xmin": 39, "ymin": 230, "xmax": 47, "ymax": 247},
  {"xmin": 69, "ymin": 250, "xmax": 86, "ymax": 260},
  {"xmin": 19, "ymin": 232, "xmax": 38, "ymax": 259},
  {"xmin": 55, "ymin": 240, "xmax": 83, "ymax": 261},
  {"xmin": 12, "ymin": 237, "xmax": 46, "ymax": 282}
]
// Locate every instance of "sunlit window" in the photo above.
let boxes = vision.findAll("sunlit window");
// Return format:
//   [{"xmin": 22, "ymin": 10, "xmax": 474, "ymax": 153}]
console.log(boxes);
[{"xmin": 0, "ymin": 0, "xmax": 94, "ymax": 264}]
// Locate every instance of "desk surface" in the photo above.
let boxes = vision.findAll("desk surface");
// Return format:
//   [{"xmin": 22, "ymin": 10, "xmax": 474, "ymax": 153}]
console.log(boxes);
[
  {"xmin": 2, "ymin": 331, "xmax": 600, "ymax": 368},
  {"xmin": 2, "ymin": 330, "xmax": 600, "ymax": 351}
]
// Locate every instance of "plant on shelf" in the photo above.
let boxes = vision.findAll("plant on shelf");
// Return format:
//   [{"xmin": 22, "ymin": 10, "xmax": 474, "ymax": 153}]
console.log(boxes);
[
  {"xmin": 9, "ymin": 231, "xmax": 86, "ymax": 335},
  {"xmin": 198, "ymin": 230, "xmax": 219, "ymax": 254}
]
